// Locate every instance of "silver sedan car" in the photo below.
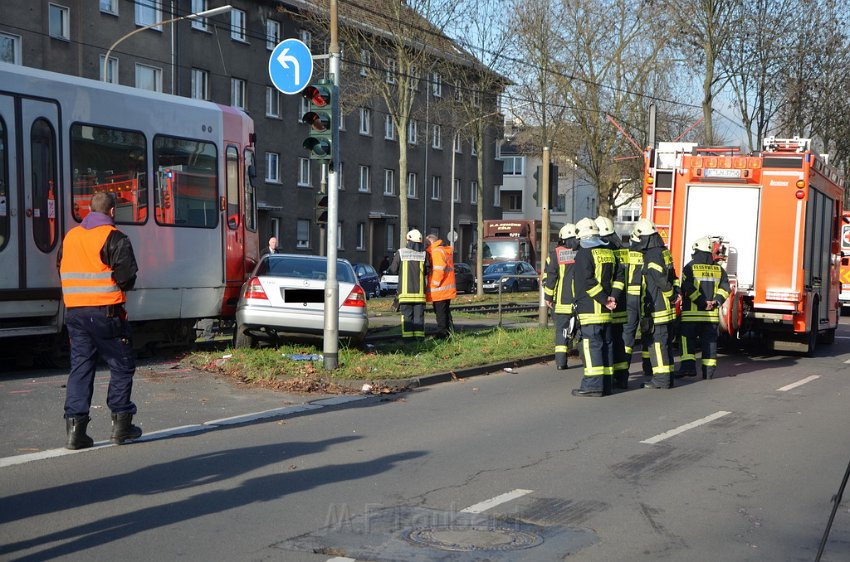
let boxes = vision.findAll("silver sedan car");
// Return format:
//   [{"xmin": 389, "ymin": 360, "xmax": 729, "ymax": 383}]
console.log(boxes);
[{"xmin": 234, "ymin": 254, "xmax": 368, "ymax": 348}]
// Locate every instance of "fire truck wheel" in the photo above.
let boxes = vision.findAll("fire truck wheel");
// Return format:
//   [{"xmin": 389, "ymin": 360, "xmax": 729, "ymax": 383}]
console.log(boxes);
[
  {"xmin": 818, "ymin": 328, "xmax": 836, "ymax": 345},
  {"xmin": 805, "ymin": 303, "xmax": 818, "ymax": 357}
]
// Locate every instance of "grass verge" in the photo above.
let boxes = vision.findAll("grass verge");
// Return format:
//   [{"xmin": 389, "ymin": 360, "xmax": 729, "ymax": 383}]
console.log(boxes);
[{"xmin": 183, "ymin": 326, "xmax": 553, "ymax": 393}]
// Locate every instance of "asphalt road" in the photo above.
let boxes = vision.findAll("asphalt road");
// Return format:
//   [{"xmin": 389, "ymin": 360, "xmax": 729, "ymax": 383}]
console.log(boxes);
[{"xmin": 2, "ymin": 324, "xmax": 850, "ymax": 561}]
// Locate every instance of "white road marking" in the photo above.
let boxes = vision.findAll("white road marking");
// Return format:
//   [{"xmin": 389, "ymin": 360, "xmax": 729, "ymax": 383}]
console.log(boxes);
[
  {"xmin": 326, "ymin": 558, "xmax": 356, "ymax": 562},
  {"xmin": 640, "ymin": 411, "xmax": 732, "ymax": 445},
  {"xmin": 777, "ymin": 375, "xmax": 820, "ymax": 392},
  {"xmin": 460, "ymin": 489, "xmax": 533, "ymax": 514},
  {"xmin": 835, "ymin": 336, "xmax": 850, "ymax": 340},
  {"xmin": 843, "ymin": 357, "xmax": 850, "ymax": 364}
]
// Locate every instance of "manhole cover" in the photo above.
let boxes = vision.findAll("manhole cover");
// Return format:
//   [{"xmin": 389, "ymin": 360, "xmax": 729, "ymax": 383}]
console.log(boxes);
[{"xmin": 402, "ymin": 525, "xmax": 544, "ymax": 552}]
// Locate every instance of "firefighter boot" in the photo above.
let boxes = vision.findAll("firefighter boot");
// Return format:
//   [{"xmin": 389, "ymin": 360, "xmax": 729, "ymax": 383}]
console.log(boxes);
[
  {"xmin": 111, "ymin": 413, "xmax": 142, "ymax": 445},
  {"xmin": 642, "ymin": 357, "xmax": 653, "ymax": 377},
  {"xmin": 614, "ymin": 371, "xmax": 629, "ymax": 390},
  {"xmin": 703, "ymin": 365, "xmax": 716, "ymax": 380},
  {"xmin": 65, "ymin": 415, "xmax": 94, "ymax": 450}
]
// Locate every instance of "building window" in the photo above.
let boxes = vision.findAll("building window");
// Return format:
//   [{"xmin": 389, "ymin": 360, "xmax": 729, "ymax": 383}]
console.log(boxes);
[
  {"xmin": 299, "ymin": 95, "xmax": 310, "ymax": 123},
  {"xmin": 337, "ymin": 222, "xmax": 344, "ymax": 249},
  {"xmin": 431, "ymin": 176, "xmax": 441, "ymax": 200},
  {"xmin": 359, "ymin": 165, "xmax": 371, "ymax": 192},
  {"xmin": 454, "ymin": 132, "xmax": 462, "ymax": 153},
  {"xmin": 338, "ymin": 161, "xmax": 345, "ymax": 189},
  {"xmin": 359, "ymin": 108, "xmax": 372, "ymax": 136},
  {"xmin": 503, "ymin": 156, "xmax": 524, "ymax": 176},
  {"xmin": 470, "ymin": 139, "xmax": 477, "ymax": 157},
  {"xmin": 453, "ymin": 179, "xmax": 461, "ymax": 203},
  {"xmin": 100, "ymin": 0, "xmax": 118, "ymax": 15},
  {"xmin": 300, "ymin": 29, "xmax": 312, "ymax": 48},
  {"xmin": 407, "ymin": 172, "xmax": 417, "ymax": 198},
  {"xmin": 385, "ymin": 115, "xmax": 396, "ymax": 140},
  {"xmin": 432, "ymin": 125, "xmax": 442, "ymax": 149},
  {"xmin": 190, "ymin": 0, "xmax": 207, "ymax": 30},
  {"xmin": 135, "ymin": 0, "xmax": 161, "ymax": 28},
  {"xmin": 0, "ymin": 32, "xmax": 21, "ymax": 65},
  {"xmin": 386, "ymin": 58, "xmax": 396, "ymax": 84},
  {"xmin": 471, "ymin": 181, "xmax": 479, "ymax": 205},
  {"xmin": 508, "ymin": 193, "xmax": 522, "ymax": 211},
  {"xmin": 472, "ymin": 90, "xmax": 482, "ymax": 107},
  {"xmin": 493, "ymin": 184, "xmax": 501, "ymax": 206},
  {"xmin": 384, "ymin": 169, "xmax": 395, "ymax": 195},
  {"xmin": 135, "ymin": 64, "xmax": 162, "ymax": 92},
  {"xmin": 231, "ymin": 78, "xmax": 246, "ymax": 109},
  {"xmin": 266, "ymin": 19, "xmax": 280, "ymax": 50},
  {"xmin": 99, "ymin": 55, "xmax": 118, "ymax": 83},
  {"xmin": 190, "ymin": 68, "xmax": 209, "ymax": 100},
  {"xmin": 357, "ymin": 223, "xmax": 366, "ymax": 250},
  {"xmin": 408, "ymin": 120, "xmax": 418, "ymax": 145},
  {"xmin": 299, "ymin": 158, "xmax": 311, "ymax": 186},
  {"xmin": 431, "ymin": 72, "xmax": 442, "ymax": 97},
  {"xmin": 265, "ymin": 152, "xmax": 280, "ymax": 183},
  {"xmin": 619, "ymin": 208, "xmax": 640, "ymax": 222},
  {"xmin": 296, "ymin": 219, "xmax": 310, "ymax": 248},
  {"xmin": 454, "ymin": 80, "xmax": 462, "ymax": 102},
  {"xmin": 360, "ymin": 49, "xmax": 371, "ymax": 76},
  {"xmin": 266, "ymin": 87, "xmax": 280, "ymax": 117},
  {"xmin": 338, "ymin": 112, "xmax": 346, "ymax": 131},
  {"xmin": 231, "ymin": 9, "xmax": 246, "ymax": 42},
  {"xmin": 49, "ymin": 4, "xmax": 70, "ymax": 40},
  {"xmin": 387, "ymin": 224, "xmax": 396, "ymax": 251}
]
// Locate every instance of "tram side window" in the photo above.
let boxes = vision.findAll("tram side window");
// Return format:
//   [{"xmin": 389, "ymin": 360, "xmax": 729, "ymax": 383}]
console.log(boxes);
[
  {"xmin": 31, "ymin": 119, "xmax": 59, "ymax": 252},
  {"xmin": 154, "ymin": 136, "xmax": 218, "ymax": 228},
  {"xmin": 0, "ymin": 118, "xmax": 8, "ymax": 251},
  {"xmin": 70, "ymin": 124, "xmax": 148, "ymax": 224},
  {"xmin": 244, "ymin": 148, "xmax": 256, "ymax": 232},
  {"xmin": 226, "ymin": 146, "xmax": 239, "ymax": 229}
]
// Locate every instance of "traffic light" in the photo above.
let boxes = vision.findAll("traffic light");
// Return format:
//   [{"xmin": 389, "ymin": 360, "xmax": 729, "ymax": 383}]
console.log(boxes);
[
  {"xmin": 315, "ymin": 191, "xmax": 329, "ymax": 225},
  {"xmin": 301, "ymin": 81, "xmax": 333, "ymax": 161},
  {"xmin": 532, "ymin": 164, "xmax": 558, "ymax": 207}
]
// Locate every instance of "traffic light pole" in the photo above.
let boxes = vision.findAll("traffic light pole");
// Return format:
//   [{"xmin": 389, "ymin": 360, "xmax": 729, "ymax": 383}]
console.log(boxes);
[
  {"xmin": 538, "ymin": 146, "xmax": 551, "ymax": 326},
  {"xmin": 323, "ymin": 0, "xmax": 340, "ymax": 370}
]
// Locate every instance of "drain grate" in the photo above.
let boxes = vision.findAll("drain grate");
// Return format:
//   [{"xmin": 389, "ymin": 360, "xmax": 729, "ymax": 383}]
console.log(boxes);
[{"xmin": 402, "ymin": 525, "xmax": 544, "ymax": 552}]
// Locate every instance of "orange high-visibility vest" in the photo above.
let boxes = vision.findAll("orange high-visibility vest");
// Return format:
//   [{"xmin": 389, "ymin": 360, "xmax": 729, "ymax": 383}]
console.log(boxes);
[
  {"xmin": 426, "ymin": 239, "xmax": 457, "ymax": 303},
  {"xmin": 60, "ymin": 225, "xmax": 124, "ymax": 308}
]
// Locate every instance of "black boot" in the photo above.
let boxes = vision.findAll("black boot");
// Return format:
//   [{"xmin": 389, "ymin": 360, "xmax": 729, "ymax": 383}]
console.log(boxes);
[
  {"xmin": 111, "ymin": 413, "xmax": 142, "ymax": 445},
  {"xmin": 65, "ymin": 415, "xmax": 94, "ymax": 450}
]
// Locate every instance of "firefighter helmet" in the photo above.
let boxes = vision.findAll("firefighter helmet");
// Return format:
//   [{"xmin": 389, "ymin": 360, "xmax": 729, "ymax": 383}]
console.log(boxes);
[
  {"xmin": 575, "ymin": 217, "xmax": 600, "ymax": 239},
  {"xmin": 630, "ymin": 218, "xmax": 657, "ymax": 242},
  {"xmin": 406, "ymin": 229, "xmax": 423, "ymax": 243},
  {"xmin": 559, "ymin": 223, "xmax": 577, "ymax": 240},
  {"xmin": 595, "ymin": 216, "xmax": 615, "ymax": 237},
  {"xmin": 692, "ymin": 236, "xmax": 712, "ymax": 253}
]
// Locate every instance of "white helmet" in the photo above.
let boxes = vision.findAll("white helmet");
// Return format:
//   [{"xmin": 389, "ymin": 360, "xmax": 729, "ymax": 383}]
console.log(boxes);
[
  {"xmin": 559, "ymin": 223, "xmax": 577, "ymax": 240},
  {"xmin": 692, "ymin": 236, "xmax": 712, "ymax": 253},
  {"xmin": 406, "ymin": 229, "xmax": 423, "ymax": 243},
  {"xmin": 575, "ymin": 217, "xmax": 600, "ymax": 239},
  {"xmin": 595, "ymin": 216, "xmax": 615, "ymax": 237},
  {"xmin": 630, "ymin": 218, "xmax": 657, "ymax": 242}
]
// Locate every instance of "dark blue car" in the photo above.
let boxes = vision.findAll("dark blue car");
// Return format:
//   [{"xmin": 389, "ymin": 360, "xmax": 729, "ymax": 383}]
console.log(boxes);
[
  {"xmin": 480, "ymin": 261, "xmax": 539, "ymax": 293},
  {"xmin": 353, "ymin": 263, "xmax": 381, "ymax": 298}
]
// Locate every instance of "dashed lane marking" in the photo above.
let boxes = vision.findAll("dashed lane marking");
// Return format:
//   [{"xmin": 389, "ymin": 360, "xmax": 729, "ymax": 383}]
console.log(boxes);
[
  {"xmin": 640, "ymin": 411, "xmax": 732, "ymax": 445},
  {"xmin": 460, "ymin": 489, "xmax": 534, "ymax": 514},
  {"xmin": 777, "ymin": 375, "xmax": 820, "ymax": 392}
]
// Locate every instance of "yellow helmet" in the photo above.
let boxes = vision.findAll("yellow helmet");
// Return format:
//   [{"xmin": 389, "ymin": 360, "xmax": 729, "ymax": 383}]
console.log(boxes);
[
  {"xmin": 630, "ymin": 218, "xmax": 656, "ymax": 242},
  {"xmin": 692, "ymin": 236, "xmax": 712, "ymax": 253},
  {"xmin": 575, "ymin": 217, "xmax": 600, "ymax": 239},
  {"xmin": 559, "ymin": 223, "xmax": 577, "ymax": 240},
  {"xmin": 595, "ymin": 216, "xmax": 615, "ymax": 237}
]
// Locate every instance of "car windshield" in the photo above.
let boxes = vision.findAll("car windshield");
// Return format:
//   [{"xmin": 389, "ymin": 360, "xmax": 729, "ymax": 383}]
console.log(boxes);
[
  {"xmin": 485, "ymin": 263, "xmax": 516, "ymax": 274},
  {"xmin": 257, "ymin": 256, "xmax": 356, "ymax": 283}
]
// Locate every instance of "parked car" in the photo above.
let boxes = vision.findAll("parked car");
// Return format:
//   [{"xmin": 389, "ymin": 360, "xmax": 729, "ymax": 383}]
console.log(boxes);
[
  {"xmin": 454, "ymin": 262, "xmax": 475, "ymax": 294},
  {"xmin": 379, "ymin": 272, "xmax": 398, "ymax": 296},
  {"xmin": 480, "ymin": 261, "xmax": 539, "ymax": 293},
  {"xmin": 234, "ymin": 254, "xmax": 368, "ymax": 348},
  {"xmin": 353, "ymin": 263, "xmax": 381, "ymax": 298}
]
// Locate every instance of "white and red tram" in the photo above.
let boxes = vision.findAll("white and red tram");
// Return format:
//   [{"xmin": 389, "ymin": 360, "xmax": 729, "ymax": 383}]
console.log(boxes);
[{"xmin": 0, "ymin": 63, "xmax": 258, "ymax": 355}]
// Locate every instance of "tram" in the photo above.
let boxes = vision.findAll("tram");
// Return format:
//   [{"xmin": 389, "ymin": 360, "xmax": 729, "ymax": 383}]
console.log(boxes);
[{"xmin": 0, "ymin": 63, "xmax": 258, "ymax": 356}]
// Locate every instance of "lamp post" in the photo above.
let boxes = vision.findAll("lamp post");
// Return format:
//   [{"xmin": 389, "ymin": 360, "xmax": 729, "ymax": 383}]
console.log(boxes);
[
  {"xmin": 102, "ymin": 5, "xmax": 233, "ymax": 83},
  {"xmin": 449, "ymin": 111, "xmax": 500, "ymax": 257}
]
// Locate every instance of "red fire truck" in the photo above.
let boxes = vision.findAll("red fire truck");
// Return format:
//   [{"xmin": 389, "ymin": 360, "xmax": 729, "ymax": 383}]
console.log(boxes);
[{"xmin": 642, "ymin": 137, "xmax": 844, "ymax": 354}]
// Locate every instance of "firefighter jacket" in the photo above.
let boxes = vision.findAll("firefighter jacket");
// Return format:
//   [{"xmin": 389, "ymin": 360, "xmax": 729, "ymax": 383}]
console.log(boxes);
[
  {"xmin": 638, "ymin": 233, "xmax": 679, "ymax": 324},
  {"xmin": 59, "ymin": 213, "xmax": 138, "ymax": 308},
  {"xmin": 680, "ymin": 249, "xmax": 730, "ymax": 323},
  {"xmin": 387, "ymin": 241, "xmax": 429, "ymax": 304},
  {"xmin": 543, "ymin": 239, "xmax": 579, "ymax": 315},
  {"xmin": 425, "ymin": 239, "xmax": 457, "ymax": 303},
  {"xmin": 625, "ymin": 247, "xmax": 644, "ymax": 298},
  {"xmin": 573, "ymin": 240, "xmax": 622, "ymax": 325},
  {"xmin": 602, "ymin": 234, "xmax": 628, "ymax": 323}
]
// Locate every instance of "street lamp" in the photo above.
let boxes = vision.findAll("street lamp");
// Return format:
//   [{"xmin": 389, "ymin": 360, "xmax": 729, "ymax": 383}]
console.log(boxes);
[
  {"xmin": 449, "ymin": 111, "xmax": 500, "ymax": 257},
  {"xmin": 102, "ymin": 5, "xmax": 233, "ymax": 83}
]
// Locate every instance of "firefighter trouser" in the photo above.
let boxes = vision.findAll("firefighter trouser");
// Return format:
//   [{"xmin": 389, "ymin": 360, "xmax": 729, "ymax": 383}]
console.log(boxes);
[
  {"xmin": 578, "ymin": 323, "xmax": 613, "ymax": 395},
  {"xmin": 680, "ymin": 321, "xmax": 719, "ymax": 379},
  {"xmin": 64, "ymin": 306, "xmax": 137, "ymax": 418},
  {"xmin": 623, "ymin": 294, "xmax": 652, "ymax": 376},
  {"xmin": 400, "ymin": 303, "xmax": 425, "ymax": 339},
  {"xmin": 554, "ymin": 312, "xmax": 572, "ymax": 369},
  {"xmin": 432, "ymin": 300, "xmax": 453, "ymax": 338},
  {"xmin": 610, "ymin": 321, "xmax": 629, "ymax": 388},
  {"xmin": 646, "ymin": 321, "xmax": 675, "ymax": 388}
]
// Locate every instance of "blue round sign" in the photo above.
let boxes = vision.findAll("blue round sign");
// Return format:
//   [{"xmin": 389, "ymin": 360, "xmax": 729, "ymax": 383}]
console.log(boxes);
[{"xmin": 268, "ymin": 39, "xmax": 314, "ymax": 95}]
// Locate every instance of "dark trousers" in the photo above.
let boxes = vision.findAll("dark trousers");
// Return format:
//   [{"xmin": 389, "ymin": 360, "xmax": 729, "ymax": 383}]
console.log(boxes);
[
  {"xmin": 554, "ymin": 312, "xmax": 572, "ymax": 368},
  {"xmin": 578, "ymin": 323, "xmax": 613, "ymax": 395},
  {"xmin": 680, "ymin": 321, "xmax": 719, "ymax": 378},
  {"xmin": 610, "ymin": 321, "xmax": 629, "ymax": 386},
  {"xmin": 623, "ymin": 293, "xmax": 641, "ymax": 352},
  {"xmin": 400, "ymin": 303, "xmax": 425, "ymax": 339},
  {"xmin": 64, "ymin": 306, "xmax": 136, "ymax": 418},
  {"xmin": 646, "ymin": 321, "xmax": 675, "ymax": 388},
  {"xmin": 432, "ymin": 300, "xmax": 453, "ymax": 337}
]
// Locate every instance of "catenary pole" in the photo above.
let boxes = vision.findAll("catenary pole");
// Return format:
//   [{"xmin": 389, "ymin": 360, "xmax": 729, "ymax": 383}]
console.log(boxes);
[
  {"xmin": 538, "ymin": 146, "xmax": 551, "ymax": 326},
  {"xmin": 323, "ymin": 0, "xmax": 340, "ymax": 370}
]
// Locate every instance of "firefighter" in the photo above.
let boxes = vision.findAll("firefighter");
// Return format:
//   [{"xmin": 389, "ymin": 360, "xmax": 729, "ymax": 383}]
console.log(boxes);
[
  {"xmin": 58, "ymin": 192, "xmax": 141, "ymax": 449},
  {"xmin": 632, "ymin": 218, "xmax": 680, "ymax": 389},
  {"xmin": 596, "ymin": 216, "xmax": 630, "ymax": 389},
  {"xmin": 425, "ymin": 233, "xmax": 456, "ymax": 339},
  {"xmin": 679, "ymin": 236, "xmax": 731, "ymax": 379},
  {"xmin": 543, "ymin": 223, "xmax": 579, "ymax": 370},
  {"xmin": 387, "ymin": 229, "xmax": 430, "ymax": 340},
  {"xmin": 571, "ymin": 217, "xmax": 621, "ymax": 397},
  {"xmin": 624, "ymin": 231, "xmax": 652, "ymax": 377}
]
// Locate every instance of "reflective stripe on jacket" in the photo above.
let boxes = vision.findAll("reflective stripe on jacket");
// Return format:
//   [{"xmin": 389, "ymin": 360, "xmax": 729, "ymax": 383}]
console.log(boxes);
[
  {"xmin": 426, "ymin": 239, "xmax": 457, "ymax": 302},
  {"xmin": 60, "ymin": 224, "xmax": 124, "ymax": 307}
]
